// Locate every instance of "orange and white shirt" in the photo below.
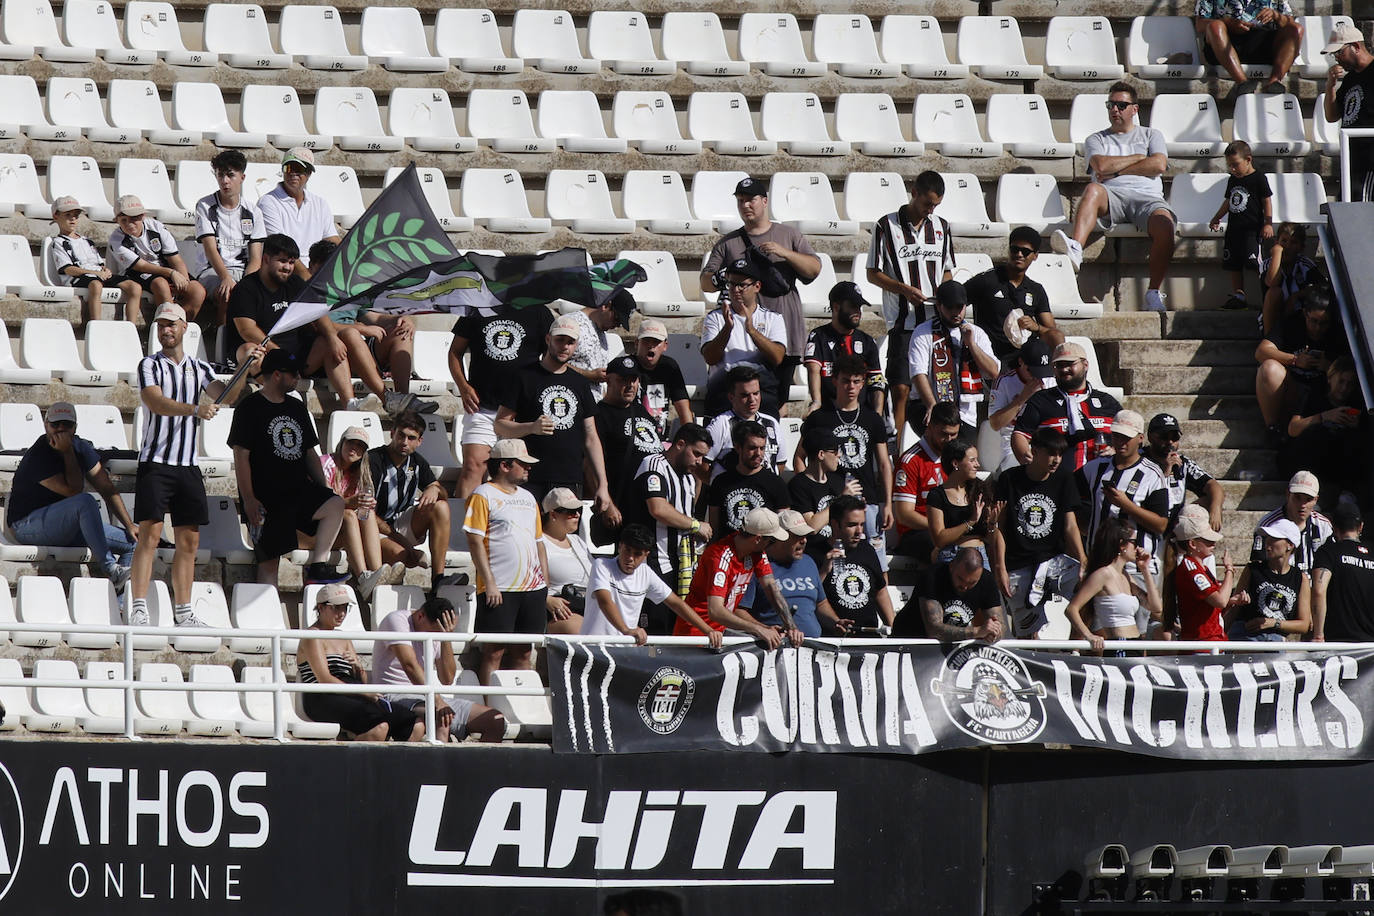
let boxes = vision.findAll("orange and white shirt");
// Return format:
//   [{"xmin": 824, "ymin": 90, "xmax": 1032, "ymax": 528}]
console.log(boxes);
[{"xmin": 463, "ymin": 482, "xmax": 545, "ymax": 592}]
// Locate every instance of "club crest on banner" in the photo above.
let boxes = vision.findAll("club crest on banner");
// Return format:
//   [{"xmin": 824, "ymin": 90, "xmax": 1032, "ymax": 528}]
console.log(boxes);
[
  {"xmin": 932, "ymin": 645, "xmax": 1047, "ymax": 744},
  {"xmin": 638, "ymin": 667, "xmax": 695, "ymax": 735}
]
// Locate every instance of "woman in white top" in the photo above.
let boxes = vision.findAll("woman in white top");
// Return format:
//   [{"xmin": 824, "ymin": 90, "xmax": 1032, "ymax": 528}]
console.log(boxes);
[
  {"xmin": 1065, "ymin": 517, "xmax": 1161, "ymax": 654},
  {"xmin": 319, "ymin": 426, "xmax": 403, "ymax": 600},
  {"xmin": 539, "ymin": 488, "xmax": 588, "ymax": 636}
]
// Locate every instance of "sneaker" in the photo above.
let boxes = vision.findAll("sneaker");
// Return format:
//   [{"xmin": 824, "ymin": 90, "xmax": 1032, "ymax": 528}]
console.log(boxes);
[
  {"xmin": 382, "ymin": 391, "xmax": 415, "ymax": 416},
  {"xmin": 107, "ymin": 564, "xmax": 131, "ymax": 591},
  {"xmin": 344, "ymin": 397, "xmax": 368, "ymax": 412},
  {"xmin": 409, "ymin": 395, "xmax": 439, "ymax": 415},
  {"xmin": 356, "ymin": 567, "xmax": 386, "ymax": 601},
  {"xmin": 1222, "ymin": 293, "xmax": 1249, "ymax": 311},
  {"xmin": 305, "ymin": 562, "xmax": 348, "ymax": 585},
  {"xmin": 1143, "ymin": 289, "xmax": 1167, "ymax": 312},
  {"xmin": 383, "ymin": 561, "xmax": 408, "ymax": 586},
  {"xmin": 174, "ymin": 612, "xmax": 210, "ymax": 628},
  {"xmin": 1051, "ymin": 229, "xmax": 1083, "ymax": 272},
  {"xmin": 128, "ymin": 606, "xmax": 150, "ymax": 626}
]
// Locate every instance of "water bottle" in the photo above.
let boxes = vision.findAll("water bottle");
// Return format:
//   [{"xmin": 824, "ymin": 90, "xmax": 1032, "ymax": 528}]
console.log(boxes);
[
  {"xmin": 356, "ymin": 483, "xmax": 374, "ymax": 521},
  {"xmin": 248, "ymin": 507, "xmax": 265, "ymax": 545}
]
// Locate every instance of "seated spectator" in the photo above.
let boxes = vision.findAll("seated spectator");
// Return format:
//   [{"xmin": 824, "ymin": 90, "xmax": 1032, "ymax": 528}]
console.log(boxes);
[
  {"xmin": 1162, "ymin": 514, "xmax": 1237, "ymax": 641},
  {"xmin": 1323, "ymin": 25, "xmax": 1374, "ymax": 203},
  {"xmin": 195, "ymin": 149, "xmax": 263, "ymax": 325},
  {"xmin": 927, "ymin": 441, "xmax": 995, "ymax": 567},
  {"xmin": 987, "ymin": 338, "xmax": 1053, "ymax": 473},
  {"xmin": 1280, "ymin": 356, "xmax": 1372, "ymax": 506},
  {"xmin": 370, "ymin": 595, "xmax": 506, "ymax": 743},
  {"xmin": 1144, "ymin": 413, "xmax": 1225, "ymax": 534},
  {"xmin": 108, "ymin": 194, "xmax": 204, "ymax": 324},
  {"xmin": 1259, "ymin": 223, "xmax": 1322, "ymax": 336},
  {"xmin": 705, "ymin": 420, "xmax": 790, "ymax": 536},
  {"xmin": 1252, "ymin": 470, "xmax": 1333, "ymax": 572},
  {"xmin": 891, "ymin": 547, "xmax": 1005, "ymax": 641},
  {"xmin": 568, "ymin": 291, "xmax": 633, "ymax": 399},
  {"xmin": 893, "ymin": 401, "xmax": 962, "ymax": 561},
  {"xmin": 1255, "ymin": 285, "xmax": 1347, "ymax": 444},
  {"xmin": 705, "ymin": 366, "xmax": 784, "ymax": 473},
  {"xmin": 319, "ymin": 426, "xmax": 405, "ymax": 600},
  {"xmin": 7, "ymin": 402, "xmax": 136, "ymax": 587},
  {"xmin": 1227, "ymin": 518, "xmax": 1310, "ymax": 641},
  {"xmin": 1312, "ymin": 502, "xmax": 1374, "ymax": 642},
  {"xmin": 800, "ymin": 353, "xmax": 893, "ymax": 540},
  {"xmin": 540, "ymin": 487, "xmax": 590, "ymax": 637},
  {"xmin": 228, "ymin": 350, "xmax": 346, "ymax": 585},
  {"xmin": 965, "ymin": 226, "xmax": 1064, "ymax": 359},
  {"xmin": 804, "ymin": 282, "xmax": 886, "ymax": 417},
  {"xmin": 298, "ymin": 583, "xmax": 421, "ymax": 742},
  {"xmin": 992, "ymin": 428, "xmax": 1086, "ymax": 638},
  {"xmin": 593, "ymin": 355, "xmax": 664, "ymax": 519},
  {"xmin": 256, "ymin": 147, "xmax": 340, "ymax": 280},
  {"xmin": 1194, "ymin": 0, "xmax": 1303, "ymax": 89},
  {"xmin": 1012, "ymin": 341, "xmax": 1122, "ymax": 472},
  {"xmin": 48, "ymin": 195, "xmax": 140, "ymax": 329},
  {"xmin": 700, "ymin": 258, "xmax": 787, "ymax": 416},
  {"xmin": 1078, "ymin": 409, "xmax": 1170, "ymax": 579},
  {"xmin": 908, "ymin": 280, "xmax": 998, "ymax": 441},
  {"xmin": 368, "ymin": 411, "xmax": 452, "ymax": 594},
  {"xmin": 741, "ymin": 509, "xmax": 839, "ymax": 638},
  {"xmin": 1208, "ymin": 141, "xmax": 1273, "ymax": 312},
  {"xmin": 583, "ymin": 523, "xmax": 721, "ymax": 646},
  {"xmin": 1064, "ymin": 518, "xmax": 1162, "ymax": 653},
  {"xmin": 632, "ymin": 318, "xmax": 694, "ymax": 438},
  {"xmin": 816, "ymin": 495, "xmax": 896, "ymax": 630},
  {"xmin": 788, "ymin": 427, "xmax": 850, "ymax": 558}
]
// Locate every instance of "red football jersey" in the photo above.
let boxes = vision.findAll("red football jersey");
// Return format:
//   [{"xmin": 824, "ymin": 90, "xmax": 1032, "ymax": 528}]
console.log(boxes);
[{"xmin": 676, "ymin": 537, "xmax": 773, "ymax": 636}]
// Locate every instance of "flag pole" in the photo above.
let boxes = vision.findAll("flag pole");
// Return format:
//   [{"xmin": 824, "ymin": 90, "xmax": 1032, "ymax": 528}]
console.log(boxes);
[{"xmin": 212, "ymin": 337, "xmax": 269, "ymax": 406}]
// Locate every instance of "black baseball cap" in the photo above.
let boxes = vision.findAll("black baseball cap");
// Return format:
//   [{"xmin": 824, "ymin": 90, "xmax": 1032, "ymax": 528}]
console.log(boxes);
[
  {"xmin": 260, "ymin": 349, "xmax": 300, "ymax": 375},
  {"xmin": 606, "ymin": 354, "xmax": 641, "ymax": 379},
  {"xmin": 734, "ymin": 177, "xmax": 768, "ymax": 198},
  {"xmin": 724, "ymin": 257, "xmax": 762, "ymax": 281},
  {"xmin": 936, "ymin": 279, "xmax": 968, "ymax": 308},
  {"xmin": 1018, "ymin": 338, "xmax": 1053, "ymax": 379},
  {"xmin": 802, "ymin": 427, "xmax": 839, "ymax": 455},
  {"xmin": 828, "ymin": 281, "xmax": 868, "ymax": 308},
  {"xmin": 1332, "ymin": 502, "xmax": 1363, "ymax": 531},
  {"xmin": 1148, "ymin": 413, "xmax": 1182, "ymax": 436}
]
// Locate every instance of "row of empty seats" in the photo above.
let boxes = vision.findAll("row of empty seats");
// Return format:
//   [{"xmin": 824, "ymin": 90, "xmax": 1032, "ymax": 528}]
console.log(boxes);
[{"xmin": 0, "ymin": 3, "xmax": 1350, "ymax": 82}]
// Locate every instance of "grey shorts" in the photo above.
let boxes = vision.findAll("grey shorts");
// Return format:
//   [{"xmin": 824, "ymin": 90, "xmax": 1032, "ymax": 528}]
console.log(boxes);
[
  {"xmin": 198, "ymin": 266, "xmax": 245, "ymax": 296},
  {"xmin": 1097, "ymin": 186, "xmax": 1174, "ymax": 234},
  {"xmin": 1006, "ymin": 555, "xmax": 1082, "ymax": 638},
  {"xmin": 392, "ymin": 695, "xmax": 475, "ymax": 741}
]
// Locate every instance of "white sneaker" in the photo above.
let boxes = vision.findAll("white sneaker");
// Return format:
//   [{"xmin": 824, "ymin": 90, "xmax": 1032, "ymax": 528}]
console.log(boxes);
[
  {"xmin": 107, "ymin": 564, "xmax": 131, "ymax": 591},
  {"xmin": 383, "ymin": 391, "xmax": 415, "ymax": 415},
  {"xmin": 344, "ymin": 397, "xmax": 367, "ymax": 412},
  {"xmin": 384, "ymin": 561, "xmax": 408, "ymax": 586},
  {"xmin": 175, "ymin": 613, "xmax": 210, "ymax": 628},
  {"xmin": 128, "ymin": 607, "xmax": 150, "ymax": 626},
  {"xmin": 1051, "ymin": 229, "xmax": 1083, "ymax": 272},
  {"xmin": 1143, "ymin": 289, "xmax": 1167, "ymax": 312},
  {"xmin": 356, "ymin": 567, "xmax": 385, "ymax": 600}
]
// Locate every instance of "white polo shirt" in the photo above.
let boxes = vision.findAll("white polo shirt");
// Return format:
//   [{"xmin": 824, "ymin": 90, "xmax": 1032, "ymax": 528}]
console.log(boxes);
[{"xmin": 256, "ymin": 184, "xmax": 337, "ymax": 267}]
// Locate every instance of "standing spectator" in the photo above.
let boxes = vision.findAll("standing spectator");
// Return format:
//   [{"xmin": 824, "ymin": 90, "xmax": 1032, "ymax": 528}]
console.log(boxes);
[
  {"xmin": 368, "ymin": 411, "xmax": 452, "ymax": 594},
  {"xmin": 463, "ymin": 439, "xmax": 550, "ymax": 685},
  {"xmin": 567, "ymin": 294, "xmax": 631, "ymax": 400},
  {"xmin": 908, "ymin": 280, "xmax": 999, "ymax": 441},
  {"xmin": 583, "ymin": 523, "xmax": 721, "ymax": 646},
  {"xmin": 1312, "ymin": 502, "xmax": 1374, "ymax": 641},
  {"xmin": 1324, "ymin": 24, "xmax": 1374, "ymax": 202},
  {"xmin": 108, "ymin": 194, "xmax": 204, "ymax": 323},
  {"xmin": 700, "ymin": 177, "xmax": 821, "ymax": 402},
  {"xmin": 129, "ymin": 303, "xmax": 259, "ymax": 628},
  {"xmin": 704, "ymin": 366, "xmax": 784, "ymax": 473},
  {"xmin": 741, "ymin": 509, "xmax": 841, "ymax": 638},
  {"xmin": 1260, "ymin": 223, "xmax": 1322, "ymax": 336},
  {"xmin": 227, "ymin": 349, "xmax": 346, "ymax": 585},
  {"xmin": 987, "ymin": 338, "xmax": 1052, "ymax": 473},
  {"xmin": 704, "ymin": 421, "xmax": 790, "ymax": 536},
  {"xmin": 1162, "ymin": 514, "xmax": 1236, "ymax": 642},
  {"xmin": 256, "ymin": 147, "xmax": 340, "ymax": 280},
  {"xmin": 1194, "ymin": 0, "xmax": 1303, "ymax": 88},
  {"xmin": 1251, "ymin": 470, "xmax": 1333, "ymax": 572},
  {"xmin": 1208, "ymin": 141, "xmax": 1274, "ymax": 311},
  {"xmin": 539, "ymin": 487, "xmax": 588, "ymax": 636},
  {"xmin": 926, "ymin": 441, "xmax": 995, "ymax": 567},
  {"xmin": 992, "ymin": 428, "xmax": 1087, "ymax": 637},
  {"xmin": 48, "ymin": 195, "xmax": 139, "ymax": 329},
  {"xmin": 594, "ymin": 355, "xmax": 664, "ymax": 499},
  {"xmin": 1012, "ymin": 341, "xmax": 1122, "ymax": 471},
  {"xmin": 699, "ymin": 259, "xmax": 788, "ymax": 416},
  {"xmin": 868, "ymin": 171, "xmax": 954, "ymax": 451},
  {"xmin": 788, "ymin": 427, "xmax": 849, "ymax": 557},
  {"xmin": 1078, "ymin": 409, "xmax": 1171, "ymax": 576},
  {"xmin": 7, "ymin": 402, "xmax": 136, "ymax": 588},
  {"xmin": 195, "ymin": 149, "xmax": 263, "ymax": 324},
  {"xmin": 965, "ymin": 227, "xmax": 1063, "ymax": 359},
  {"xmin": 891, "ymin": 547, "xmax": 1005, "ymax": 641},
  {"xmin": 1280, "ymin": 356, "xmax": 1371, "ymax": 504},
  {"xmin": 817, "ymin": 495, "xmax": 896, "ymax": 629},
  {"xmin": 449, "ymin": 304, "xmax": 555, "ymax": 498},
  {"xmin": 1051, "ymin": 82, "xmax": 1176, "ymax": 312},
  {"xmin": 1227, "ymin": 518, "xmax": 1311, "ymax": 641},
  {"xmin": 495, "ymin": 314, "xmax": 615, "ymax": 519},
  {"xmin": 892, "ymin": 401, "xmax": 961, "ymax": 559},
  {"xmin": 1064, "ymin": 518, "xmax": 1162, "ymax": 653},
  {"xmin": 803, "ymin": 282, "xmax": 886, "ymax": 417},
  {"xmin": 320, "ymin": 426, "xmax": 404, "ymax": 600},
  {"xmin": 1255, "ymin": 285, "xmax": 1347, "ymax": 443},
  {"xmin": 799, "ymin": 353, "xmax": 893, "ymax": 538},
  {"xmin": 1143, "ymin": 413, "xmax": 1225, "ymax": 533},
  {"xmin": 371, "ymin": 596, "xmax": 507, "ymax": 742},
  {"xmin": 632, "ymin": 318, "xmax": 693, "ymax": 438}
]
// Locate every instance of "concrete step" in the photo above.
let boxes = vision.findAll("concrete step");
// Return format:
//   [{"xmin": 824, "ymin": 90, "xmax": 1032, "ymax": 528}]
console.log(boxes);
[
  {"xmin": 1163, "ymin": 311, "xmax": 1262, "ymax": 340},
  {"xmin": 1177, "ymin": 447, "xmax": 1276, "ymax": 481},
  {"xmin": 1123, "ymin": 394, "xmax": 1260, "ymax": 421},
  {"xmin": 1142, "ymin": 418, "xmax": 1268, "ymax": 449},
  {"xmin": 1059, "ymin": 313, "xmax": 1161, "ymax": 341},
  {"xmin": 1118, "ymin": 365, "xmax": 1254, "ymax": 395},
  {"xmin": 1218, "ymin": 480, "xmax": 1289, "ymax": 511},
  {"xmin": 1114, "ymin": 339, "xmax": 1259, "ymax": 368}
]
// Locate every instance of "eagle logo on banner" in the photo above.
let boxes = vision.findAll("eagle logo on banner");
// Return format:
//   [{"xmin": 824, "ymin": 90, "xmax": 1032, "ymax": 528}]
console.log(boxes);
[{"xmin": 932, "ymin": 645, "xmax": 1048, "ymax": 744}]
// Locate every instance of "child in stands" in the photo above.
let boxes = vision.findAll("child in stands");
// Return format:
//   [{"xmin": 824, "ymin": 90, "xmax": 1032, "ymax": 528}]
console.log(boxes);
[
  {"xmin": 108, "ymin": 194, "xmax": 205, "ymax": 327},
  {"xmin": 1209, "ymin": 140, "xmax": 1273, "ymax": 312},
  {"xmin": 47, "ymin": 195, "xmax": 141, "ymax": 329},
  {"xmin": 1259, "ymin": 222, "xmax": 1324, "ymax": 336}
]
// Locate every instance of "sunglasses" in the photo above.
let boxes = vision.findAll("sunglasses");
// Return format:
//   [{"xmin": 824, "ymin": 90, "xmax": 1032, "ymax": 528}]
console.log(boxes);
[
  {"xmin": 1105, "ymin": 100, "xmax": 1134, "ymax": 111},
  {"xmin": 726, "ymin": 279, "xmax": 757, "ymax": 289},
  {"xmin": 1009, "ymin": 246, "xmax": 1035, "ymax": 258},
  {"xmin": 556, "ymin": 507, "xmax": 583, "ymax": 516}
]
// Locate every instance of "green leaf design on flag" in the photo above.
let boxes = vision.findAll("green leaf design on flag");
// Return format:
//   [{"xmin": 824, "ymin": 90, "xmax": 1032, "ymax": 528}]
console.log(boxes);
[
  {"xmin": 403, "ymin": 218, "xmax": 424, "ymax": 236},
  {"xmin": 358, "ymin": 262, "xmax": 381, "ymax": 278},
  {"xmin": 382, "ymin": 212, "xmax": 399, "ymax": 235}
]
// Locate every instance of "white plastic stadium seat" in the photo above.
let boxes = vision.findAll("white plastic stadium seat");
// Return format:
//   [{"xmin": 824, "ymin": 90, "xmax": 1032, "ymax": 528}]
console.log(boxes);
[
  {"xmin": 1268, "ymin": 172, "xmax": 1325, "ymax": 225},
  {"xmin": 278, "ymin": 4, "xmax": 366, "ymax": 70},
  {"xmin": 849, "ymin": 254, "xmax": 883, "ymax": 306},
  {"xmin": 613, "ymin": 91, "xmax": 701, "ymax": 155},
  {"xmin": 1233, "ymin": 94, "xmax": 1312, "ymax": 157},
  {"xmin": 326, "ymin": 410, "xmax": 384, "ymax": 450},
  {"xmin": 84, "ymin": 661, "xmax": 180, "ymax": 735},
  {"xmin": 686, "ymin": 92, "xmax": 775, "ymax": 156},
  {"xmin": 0, "ymin": 577, "xmax": 14, "ymax": 637},
  {"xmin": 769, "ymin": 172, "xmax": 858, "ymax": 236},
  {"xmin": 107, "ymin": 79, "xmax": 199, "ymax": 147},
  {"xmin": 434, "ymin": 8, "xmax": 523, "ymax": 74},
  {"xmin": 115, "ymin": 158, "xmax": 192, "ymax": 223},
  {"xmin": 913, "ymin": 94, "xmax": 1001, "ymax": 158},
  {"xmin": 0, "ymin": 404, "xmax": 45, "ymax": 462},
  {"xmin": 47, "ymin": 77, "xmax": 137, "ymax": 143},
  {"xmin": 124, "ymin": 1, "xmax": 218, "ymax": 66},
  {"xmin": 315, "ymin": 87, "xmax": 402, "ymax": 152},
  {"xmin": 140, "ymin": 664, "xmax": 231, "ymax": 736},
  {"xmin": 1296, "ymin": 15, "xmax": 1354, "ymax": 78},
  {"xmin": 1311, "ymin": 99, "xmax": 1339, "ymax": 156},
  {"xmin": 410, "ymin": 330, "xmax": 454, "ymax": 396},
  {"xmin": 0, "ymin": 237, "xmax": 74, "ymax": 304},
  {"xmin": 1068, "ymin": 94, "xmax": 1111, "ymax": 151},
  {"xmin": 0, "ymin": 154, "xmax": 46, "ymax": 216},
  {"xmin": 512, "ymin": 9, "xmax": 599, "ymax": 74},
  {"xmin": 29, "ymin": 659, "xmax": 84, "ymax": 733},
  {"xmin": 4, "ymin": 0, "xmax": 96, "ymax": 61},
  {"xmin": 414, "ymin": 415, "xmax": 457, "ymax": 475},
  {"xmin": 956, "ymin": 17, "xmax": 1042, "ymax": 80},
  {"xmin": 82, "ymin": 320, "xmax": 143, "ymax": 382},
  {"xmin": 537, "ymin": 90, "xmax": 626, "ymax": 154},
  {"xmin": 171, "ymin": 83, "xmax": 267, "ymax": 148},
  {"xmin": 1, "ymin": 658, "xmax": 53, "ymax": 733},
  {"xmin": 1127, "ymin": 17, "xmax": 1205, "ymax": 80},
  {"xmin": 659, "ymin": 12, "xmax": 746, "ymax": 76},
  {"xmin": 199, "ymin": 414, "xmax": 238, "ymax": 479},
  {"xmin": 67, "ymin": 577, "xmax": 120, "ymax": 649},
  {"xmin": 1147, "ymin": 94, "xmax": 1225, "ymax": 157},
  {"xmin": 834, "ymin": 93, "xmax": 923, "ymax": 157},
  {"xmin": 63, "ymin": 0, "xmax": 156, "ymax": 65},
  {"xmin": 798, "ymin": 252, "xmax": 839, "ymax": 317},
  {"xmin": 0, "ymin": 75, "xmax": 66, "ymax": 141},
  {"xmin": 0, "ymin": 324, "xmax": 48, "ymax": 385},
  {"xmin": 690, "ymin": 170, "xmax": 750, "ymax": 233},
  {"xmin": 241, "ymin": 665, "xmax": 339, "ymax": 739},
  {"xmin": 546, "ymin": 170, "xmax": 634, "ymax": 234},
  {"xmin": 760, "ymin": 92, "xmax": 851, "ymax": 157},
  {"xmin": 812, "ymin": 14, "xmax": 898, "ymax": 78},
  {"xmin": 842, "ymin": 171, "xmax": 906, "ymax": 223},
  {"xmin": 170, "ymin": 581, "xmax": 229, "ymax": 653},
  {"xmin": 191, "ymin": 664, "xmax": 262, "ymax": 736},
  {"xmin": 76, "ymin": 403, "xmax": 131, "ymax": 451},
  {"xmin": 15, "ymin": 575, "xmax": 70, "ymax": 647},
  {"xmin": 1167, "ymin": 172, "xmax": 1229, "ymax": 236},
  {"xmin": 368, "ymin": 584, "xmax": 427, "ymax": 629},
  {"xmin": 359, "ymin": 7, "xmax": 447, "ymax": 72},
  {"xmin": 1027, "ymin": 255, "xmax": 1103, "ymax": 319},
  {"xmin": 21, "ymin": 317, "xmax": 117, "ymax": 384},
  {"xmin": 952, "ymin": 252, "xmax": 994, "ymax": 284},
  {"xmin": 383, "ymin": 167, "xmax": 472, "ymax": 232},
  {"xmin": 737, "ymin": 13, "xmax": 825, "ymax": 77},
  {"xmin": 620, "ymin": 170, "xmax": 708, "ymax": 235},
  {"xmin": 229, "ymin": 582, "xmax": 290, "ymax": 653},
  {"xmin": 467, "ymin": 90, "xmax": 556, "ymax": 153},
  {"xmin": 240, "ymin": 85, "xmax": 331, "ymax": 151},
  {"xmin": 588, "ymin": 11, "xmax": 673, "ymax": 75},
  {"xmin": 617, "ymin": 251, "xmax": 701, "ymax": 318},
  {"xmin": 995, "ymin": 174, "xmax": 1069, "ymax": 233},
  {"xmin": 934, "ymin": 174, "xmax": 1008, "ymax": 238},
  {"xmin": 986, "ymin": 95, "xmax": 1074, "ymax": 159},
  {"xmin": 1044, "ymin": 17, "xmax": 1125, "ymax": 80},
  {"xmin": 203, "ymin": 3, "xmax": 290, "ymax": 68},
  {"xmin": 488, "ymin": 670, "xmax": 552, "ymax": 740},
  {"xmin": 879, "ymin": 16, "xmax": 967, "ymax": 79},
  {"xmin": 388, "ymin": 88, "xmax": 477, "ymax": 153},
  {"xmin": 311, "ymin": 166, "xmax": 363, "ymax": 228}
]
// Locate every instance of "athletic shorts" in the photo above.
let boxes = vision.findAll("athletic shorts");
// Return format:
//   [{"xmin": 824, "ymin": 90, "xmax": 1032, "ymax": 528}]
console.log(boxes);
[
  {"xmin": 198, "ymin": 266, "xmax": 245, "ymax": 297},
  {"xmin": 1201, "ymin": 26, "xmax": 1277, "ymax": 65},
  {"xmin": 460, "ymin": 408, "xmax": 498, "ymax": 448},
  {"xmin": 476, "ymin": 587, "xmax": 548, "ymax": 635},
  {"xmin": 134, "ymin": 462, "xmax": 209, "ymax": 527},
  {"xmin": 1097, "ymin": 186, "xmax": 1174, "ymax": 234},
  {"xmin": 250, "ymin": 480, "xmax": 336, "ymax": 562},
  {"xmin": 386, "ymin": 506, "xmax": 416, "ymax": 543},
  {"xmin": 392, "ymin": 695, "xmax": 474, "ymax": 741},
  {"xmin": 1222, "ymin": 228, "xmax": 1261, "ymax": 273},
  {"xmin": 886, "ymin": 329, "xmax": 912, "ymax": 387},
  {"xmin": 69, "ymin": 275, "xmax": 98, "ymax": 289}
]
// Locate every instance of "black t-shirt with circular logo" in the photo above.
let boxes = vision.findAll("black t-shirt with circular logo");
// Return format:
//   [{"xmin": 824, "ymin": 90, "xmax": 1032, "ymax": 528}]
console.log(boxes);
[
  {"xmin": 226, "ymin": 391, "xmax": 319, "ymax": 503},
  {"xmin": 705, "ymin": 465, "xmax": 789, "ymax": 535},
  {"xmin": 453, "ymin": 307, "xmax": 554, "ymax": 410},
  {"xmin": 994, "ymin": 464, "xmax": 1081, "ymax": 571},
  {"xmin": 501, "ymin": 363, "xmax": 595, "ymax": 487},
  {"xmin": 822, "ymin": 540, "xmax": 886, "ymax": 628},
  {"xmin": 801, "ymin": 404, "xmax": 887, "ymax": 504},
  {"xmin": 1234, "ymin": 562, "xmax": 1303, "ymax": 627},
  {"xmin": 892, "ymin": 562, "xmax": 1002, "ymax": 637},
  {"xmin": 594, "ymin": 400, "xmax": 664, "ymax": 499},
  {"xmin": 788, "ymin": 471, "xmax": 845, "ymax": 555}
]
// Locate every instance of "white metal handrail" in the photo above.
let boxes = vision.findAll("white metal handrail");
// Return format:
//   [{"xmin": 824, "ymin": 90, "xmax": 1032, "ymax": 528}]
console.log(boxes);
[{"xmin": 1338, "ymin": 127, "xmax": 1374, "ymax": 202}]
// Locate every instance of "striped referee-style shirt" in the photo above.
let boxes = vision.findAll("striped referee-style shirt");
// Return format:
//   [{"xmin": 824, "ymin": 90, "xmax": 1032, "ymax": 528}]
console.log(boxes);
[
  {"xmin": 1080, "ymin": 455, "xmax": 1170, "ymax": 561},
  {"xmin": 137, "ymin": 351, "xmax": 216, "ymax": 466},
  {"xmin": 631, "ymin": 452, "xmax": 696, "ymax": 577},
  {"xmin": 868, "ymin": 206, "xmax": 955, "ymax": 334},
  {"xmin": 1251, "ymin": 507, "xmax": 1333, "ymax": 572}
]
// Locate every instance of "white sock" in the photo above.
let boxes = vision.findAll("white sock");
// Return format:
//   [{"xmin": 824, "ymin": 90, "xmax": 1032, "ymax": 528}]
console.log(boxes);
[
  {"xmin": 173, "ymin": 603, "xmax": 193, "ymax": 622},
  {"xmin": 130, "ymin": 597, "xmax": 147, "ymax": 617}
]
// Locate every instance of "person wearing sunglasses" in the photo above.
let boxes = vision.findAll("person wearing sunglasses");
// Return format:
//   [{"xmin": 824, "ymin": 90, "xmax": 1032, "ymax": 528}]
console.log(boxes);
[
  {"xmin": 257, "ymin": 147, "xmax": 340, "ymax": 281},
  {"xmin": 965, "ymin": 226, "xmax": 1064, "ymax": 360},
  {"xmin": 1322, "ymin": 23, "xmax": 1374, "ymax": 202},
  {"xmin": 1052, "ymin": 82, "xmax": 1176, "ymax": 313},
  {"xmin": 699, "ymin": 258, "xmax": 787, "ymax": 417}
]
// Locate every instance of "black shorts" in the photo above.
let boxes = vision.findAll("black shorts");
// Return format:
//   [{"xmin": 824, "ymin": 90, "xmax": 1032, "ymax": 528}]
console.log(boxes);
[
  {"xmin": 1201, "ymin": 26, "xmax": 1277, "ymax": 65},
  {"xmin": 886, "ymin": 329, "xmax": 912, "ymax": 386},
  {"xmin": 134, "ymin": 462, "xmax": 209, "ymax": 527},
  {"xmin": 70, "ymin": 275, "xmax": 97, "ymax": 289},
  {"xmin": 476, "ymin": 587, "xmax": 548, "ymax": 635},
  {"xmin": 303, "ymin": 692, "xmax": 416, "ymax": 740},
  {"xmin": 1222, "ymin": 229, "xmax": 1261, "ymax": 272},
  {"xmin": 251, "ymin": 481, "xmax": 336, "ymax": 561}
]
